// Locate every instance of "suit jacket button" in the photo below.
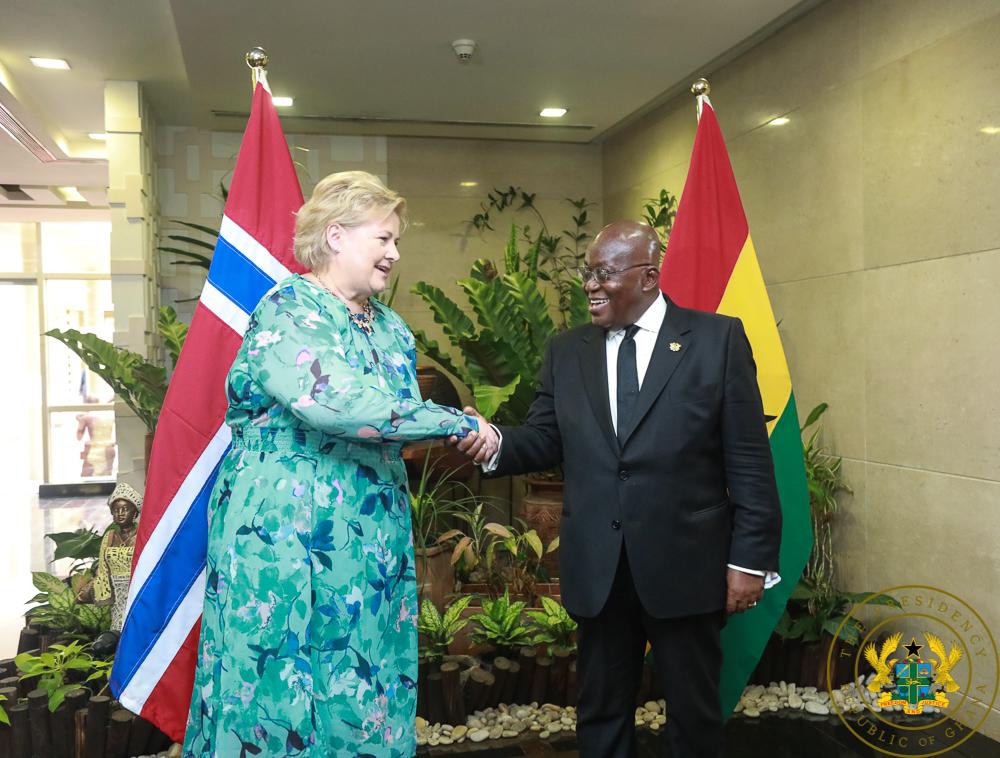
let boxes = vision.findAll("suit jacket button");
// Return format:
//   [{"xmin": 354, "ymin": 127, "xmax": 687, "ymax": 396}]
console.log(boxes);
[
  {"xmin": 611, "ymin": 519, "xmax": 622, "ymax": 530},
  {"xmin": 618, "ymin": 469, "xmax": 629, "ymax": 481}
]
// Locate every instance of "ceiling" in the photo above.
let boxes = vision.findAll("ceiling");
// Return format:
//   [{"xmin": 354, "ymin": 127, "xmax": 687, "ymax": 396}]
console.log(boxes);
[{"xmin": 0, "ymin": 0, "xmax": 810, "ymax": 213}]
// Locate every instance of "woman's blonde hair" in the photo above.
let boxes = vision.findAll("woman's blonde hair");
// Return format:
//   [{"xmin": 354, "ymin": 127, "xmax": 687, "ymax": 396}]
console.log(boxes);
[{"xmin": 294, "ymin": 170, "xmax": 407, "ymax": 270}]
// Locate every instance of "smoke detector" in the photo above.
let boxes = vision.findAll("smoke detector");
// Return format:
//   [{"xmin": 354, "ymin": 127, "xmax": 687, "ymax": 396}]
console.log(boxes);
[{"xmin": 452, "ymin": 39, "xmax": 477, "ymax": 63}]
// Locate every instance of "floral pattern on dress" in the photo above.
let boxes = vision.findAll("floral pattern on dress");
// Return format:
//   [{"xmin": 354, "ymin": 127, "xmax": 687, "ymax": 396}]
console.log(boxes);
[{"xmin": 183, "ymin": 274, "xmax": 476, "ymax": 757}]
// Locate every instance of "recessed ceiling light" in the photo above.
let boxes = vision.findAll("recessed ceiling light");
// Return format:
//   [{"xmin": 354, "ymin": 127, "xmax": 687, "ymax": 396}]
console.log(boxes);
[
  {"xmin": 980, "ymin": 126, "xmax": 1000, "ymax": 135},
  {"xmin": 768, "ymin": 116, "xmax": 790, "ymax": 126},
  {"xmin": 459, "ymin": 181, "xmax": 478, "ymax": 188},
  {"xmin": 88, "ymin": 132, "xmax": 107, "ymax": 141},
  {"xmin": 30, "ymin": 57, "xmax": 70, "ymax": 70},
  {"xmin": 272, "ymin": 96, "xmax": 294, "ymax": 107},
  {"xmin": 539, "ymin": 107, "xmax": 567, "ymax": 118}
]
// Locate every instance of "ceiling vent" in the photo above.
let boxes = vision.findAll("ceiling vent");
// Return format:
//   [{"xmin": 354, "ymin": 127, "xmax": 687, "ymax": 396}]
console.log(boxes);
[{"xmin": 0, "ymin": 102, "xmax": 58, "ymax": 163}]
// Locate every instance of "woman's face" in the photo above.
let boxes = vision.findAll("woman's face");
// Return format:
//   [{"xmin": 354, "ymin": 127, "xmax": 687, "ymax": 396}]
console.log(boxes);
[
  {"xmin": 324, "ymin": 211, "xmax": 401, "ymax": 299},
  {"xmin": 109, "ymin": 498, "xmax": 137, "ymax": 527}
]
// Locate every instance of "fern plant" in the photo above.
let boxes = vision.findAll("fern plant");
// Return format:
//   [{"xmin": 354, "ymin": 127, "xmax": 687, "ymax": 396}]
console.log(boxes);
[
  {"xmin": 526, "ymin": 595, "xmax": 577, "ymax": 655},
  {"xmin": 417, "ymin": 594, "xmax": 474, "ymax": 664},
  {"xmin": 411, "ymin": 250, "xmax": 557, "ymax": 424},
  {"xmin": 467, "ymin": 591, "xmax": 532, "ymax": 656}
]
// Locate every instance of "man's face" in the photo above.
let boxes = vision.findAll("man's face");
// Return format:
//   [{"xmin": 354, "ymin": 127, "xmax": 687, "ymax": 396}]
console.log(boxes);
[{"xmin": 583, "ymin": 239, "xmax": 658, "ymax": 330}]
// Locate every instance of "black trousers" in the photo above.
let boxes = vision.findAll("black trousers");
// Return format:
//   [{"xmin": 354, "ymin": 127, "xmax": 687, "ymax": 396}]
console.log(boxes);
[{"xmin": 572, "ymin": 543, "xmax": 725, "ymax": 758}]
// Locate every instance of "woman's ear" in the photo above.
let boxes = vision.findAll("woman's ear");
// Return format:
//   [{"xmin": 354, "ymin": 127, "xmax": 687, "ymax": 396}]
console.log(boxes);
[{"xmin": 325, "ymin": 223, "xmax": 344, "ymax": 254}]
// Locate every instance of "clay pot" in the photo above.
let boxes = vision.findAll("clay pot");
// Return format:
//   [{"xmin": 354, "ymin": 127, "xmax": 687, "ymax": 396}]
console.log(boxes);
[
  {"xmin": 521, "ymin": 477, "xmax": 564, "ymax": 578},
  {"xmin": 415, "ymin": 543, "xmax": 456, "ymax": 613}
]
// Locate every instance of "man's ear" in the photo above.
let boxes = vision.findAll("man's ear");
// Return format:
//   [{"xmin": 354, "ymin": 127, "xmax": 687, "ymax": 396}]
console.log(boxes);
[
  {"xmin": 642, "ymin": 266, "xmax": 661, "ymax": 292},
  {"xmin": 325, "ymin": 223, "xmax": 344, "ymax": 253}
]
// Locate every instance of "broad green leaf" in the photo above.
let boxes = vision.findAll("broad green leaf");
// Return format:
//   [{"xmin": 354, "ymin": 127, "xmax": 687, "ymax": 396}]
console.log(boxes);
[
  {"xmin": 473, "ymin": 378, "xmax": 520, "ymax": 419},
  {"xmin": 31, "ymin": 571, "xmax": 67, "ymax": 595},
  {"xmin": 801, "ymin": 403, "xmax": 828, "ymax": 432}
]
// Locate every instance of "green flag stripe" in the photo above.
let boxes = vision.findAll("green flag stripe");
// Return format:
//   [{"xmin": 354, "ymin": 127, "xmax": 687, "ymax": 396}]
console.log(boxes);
[{"xmin": 719, "ymin": 391, "xmax": 812, "ymax": 716}]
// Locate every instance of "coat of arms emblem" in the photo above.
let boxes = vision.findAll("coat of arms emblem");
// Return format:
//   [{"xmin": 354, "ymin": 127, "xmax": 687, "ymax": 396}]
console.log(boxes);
[{"xmin": 864, "ymin": 632, "xmax": 963, "ymax": 715}]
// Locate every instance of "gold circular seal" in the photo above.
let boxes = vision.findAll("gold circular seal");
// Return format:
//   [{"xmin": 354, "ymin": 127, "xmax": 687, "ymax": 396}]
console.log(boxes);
[{"xmin": 826, "ymin": 585, "xmax": 998, "ymax": 757}]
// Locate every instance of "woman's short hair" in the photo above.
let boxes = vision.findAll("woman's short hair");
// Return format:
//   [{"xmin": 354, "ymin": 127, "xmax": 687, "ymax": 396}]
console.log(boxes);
[{"xmin": 294, "ymin": 170, "xmax": 407, "ymax": 270}]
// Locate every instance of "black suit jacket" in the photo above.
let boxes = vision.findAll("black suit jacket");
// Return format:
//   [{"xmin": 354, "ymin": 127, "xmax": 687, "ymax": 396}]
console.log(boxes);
[{"xmin": 494, "ymin": 295, "xmax": 782, "ymax": 619}]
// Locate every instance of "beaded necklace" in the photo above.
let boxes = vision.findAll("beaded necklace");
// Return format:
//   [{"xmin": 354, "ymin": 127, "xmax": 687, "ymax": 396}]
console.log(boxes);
[
  {"xmin": 347, "ymin": 299, "xmax": 376, "ymax": 335},
  {"xmin": 305, "ymin": 273, "xmax": 376, "ymax": 335}
]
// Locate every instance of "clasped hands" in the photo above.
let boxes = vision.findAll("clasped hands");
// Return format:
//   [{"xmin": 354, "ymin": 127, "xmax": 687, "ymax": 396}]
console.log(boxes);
[{"xmin": 448, "ymin": 406, "xmax": 498, "ymax": 465}]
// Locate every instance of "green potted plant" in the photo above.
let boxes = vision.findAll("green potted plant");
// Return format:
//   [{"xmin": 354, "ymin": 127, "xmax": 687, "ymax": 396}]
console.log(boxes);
[
  {"xmin": 438, "ymin": 515, "xmax": 558, "ymax": 605},
  {"xmin": 14, "ymin": 640, "xmax": 113, "ymax": 711},
  {"xmin": 410, "ymin": 446, "xmax": 483, "ymax": 611},
  {"xmin": 25, "ymin": 571, "xmax": 111, "ymax": 644},
  {"xmin": 467, "ymin": 591, "xmax": 533, "ymax": 660},
  {"xmin": 416, "ymin": 595, "xmax": 475, "ymax": 670},
  {"xmin": 526, "ymin": 595, "xmax": 577, "ymax": 657}
]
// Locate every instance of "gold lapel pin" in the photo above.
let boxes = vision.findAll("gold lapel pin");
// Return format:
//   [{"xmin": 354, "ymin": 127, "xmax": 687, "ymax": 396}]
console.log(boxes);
[{"xmin": 669, "ymin": 342, "xmax": 682, "ymax": 352}]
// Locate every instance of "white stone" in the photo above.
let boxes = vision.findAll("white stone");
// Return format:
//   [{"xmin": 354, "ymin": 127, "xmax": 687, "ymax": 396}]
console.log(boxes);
[
  {"xmin": 804, "ymin": 701, "xmax": 829, "ymax": 715},
  {"xmin": 451, "ymin": 725, "xmax": 468, "ymax": 740},
  {"xmin": 539, "ymin": 730, "xmax": 550, "ymax": 739},
  {"xmin": 469, "ymin": 728, "xmax": 490, "ymax": 743},
  {"xmin": 788, "ymin": 693, "xmax": 804, "ymax": 709},
  {"xmin": 744, "ymin": 707, "xmax": 761, "ymax": 718}
]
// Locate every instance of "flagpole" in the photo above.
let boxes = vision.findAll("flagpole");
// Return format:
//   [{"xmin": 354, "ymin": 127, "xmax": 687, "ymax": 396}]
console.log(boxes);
[
  {"xmin": 245, "ymin": 46, "xmax": 270, "ymax": 92},
  {"xmin": 691, "ymin": 78, "xmax": 711, "ymax": 122}
]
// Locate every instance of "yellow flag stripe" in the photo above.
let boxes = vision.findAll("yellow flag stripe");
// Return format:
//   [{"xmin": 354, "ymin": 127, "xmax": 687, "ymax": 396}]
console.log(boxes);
[{"xmin": 716, "ymin": 236, "xmax": 791, "ymax": 434}]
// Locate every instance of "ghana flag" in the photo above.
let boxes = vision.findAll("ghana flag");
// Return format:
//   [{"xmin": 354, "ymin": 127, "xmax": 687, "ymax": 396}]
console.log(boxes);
[{"xmin": 660, "ymin": 94, "xmax": 812, "ymax": 716}]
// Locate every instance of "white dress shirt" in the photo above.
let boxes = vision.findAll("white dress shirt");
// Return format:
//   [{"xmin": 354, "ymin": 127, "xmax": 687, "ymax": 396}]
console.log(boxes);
[{"xmin": 486, "ymin": 295, "xmax": 780, "ymax": 589}]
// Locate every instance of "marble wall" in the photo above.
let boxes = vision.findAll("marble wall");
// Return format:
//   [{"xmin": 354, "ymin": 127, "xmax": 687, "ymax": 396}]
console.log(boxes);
[
  {"xmin": 155, "ymin": 127, "xmax": 388, "ymax": 317},
  {"xmin": 386, "ymin": 136, "xmax": 603, "ymax": 379},
  {"xmin": 603, "ymin": 0, "xmax": 1000, "ymax": 738}
]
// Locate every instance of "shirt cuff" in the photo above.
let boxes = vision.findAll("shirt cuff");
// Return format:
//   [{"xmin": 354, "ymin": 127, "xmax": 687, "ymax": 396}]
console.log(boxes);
[
  {"xmin": 480, "ymin": 424, "xmax": 502, "ymax": 473},
  {"xmin": 728, "ymin": 564, "xmax": 781, "ymax": 589}
]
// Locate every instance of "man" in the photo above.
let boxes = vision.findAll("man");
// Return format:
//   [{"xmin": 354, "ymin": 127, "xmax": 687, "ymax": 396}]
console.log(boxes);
[{"xmin": 454, "ymin": 220, "xmax": 782, "ymax": 758}]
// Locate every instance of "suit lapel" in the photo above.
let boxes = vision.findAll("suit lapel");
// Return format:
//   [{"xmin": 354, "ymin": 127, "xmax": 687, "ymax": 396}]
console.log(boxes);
[
  {"xmin": 577, "ymin": 325, "xmax": 619, "ymax": 456},
  {"xmin": 619, "ymin": 297, "xmax": 693, "ymax": 448}
]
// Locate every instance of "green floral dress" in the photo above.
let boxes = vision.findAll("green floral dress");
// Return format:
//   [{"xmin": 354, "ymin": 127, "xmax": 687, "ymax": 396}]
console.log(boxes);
[{"xmin": 183, "ymin": 275, "xmax": 476, "ymax": 757}]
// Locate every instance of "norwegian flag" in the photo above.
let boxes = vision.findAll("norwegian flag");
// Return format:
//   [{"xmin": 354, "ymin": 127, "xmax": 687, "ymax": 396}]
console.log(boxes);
[{"xmin": 110, "ymin": 77, "xmax": 305, "ymax": 741}]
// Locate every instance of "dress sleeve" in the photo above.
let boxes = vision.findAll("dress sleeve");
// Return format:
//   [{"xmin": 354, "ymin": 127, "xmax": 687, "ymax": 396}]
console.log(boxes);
[{"xmin": 249, "ymin": 284, "xmax": 478, "ymax": 442}]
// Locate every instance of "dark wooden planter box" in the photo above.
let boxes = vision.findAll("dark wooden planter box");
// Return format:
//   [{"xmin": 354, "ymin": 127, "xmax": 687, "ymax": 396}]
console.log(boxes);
[{"xmin": 3, "ymin": 626, "xmax": 173, "ymax": 757}]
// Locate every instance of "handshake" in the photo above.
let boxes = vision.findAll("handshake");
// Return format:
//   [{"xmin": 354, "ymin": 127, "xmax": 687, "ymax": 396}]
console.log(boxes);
[{"xmin": 448, "ymin": 406, "xmax": 499, "ymax": 465}]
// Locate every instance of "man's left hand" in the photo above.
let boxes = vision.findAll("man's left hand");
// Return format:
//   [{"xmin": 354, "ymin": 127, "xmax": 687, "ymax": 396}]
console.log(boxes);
[{"xmin": 726, "ymin": 568, "xmax": 764, "ymax": 614}]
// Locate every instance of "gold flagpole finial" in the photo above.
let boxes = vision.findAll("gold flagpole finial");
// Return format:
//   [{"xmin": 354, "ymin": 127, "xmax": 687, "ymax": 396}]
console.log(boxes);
[
  {"xmin": 690, "ymin": 78, "xmax": 711, "ymax": 121},
  {"xmin": 246, "ymin": 46, "xmax": 268, "ymax": 89}
]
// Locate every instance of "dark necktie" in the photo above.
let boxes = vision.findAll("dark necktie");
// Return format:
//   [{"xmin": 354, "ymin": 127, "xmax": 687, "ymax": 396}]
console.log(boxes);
[{"xmin": 616, "ymin": 324, "xmax": 640, "ymax": 445}]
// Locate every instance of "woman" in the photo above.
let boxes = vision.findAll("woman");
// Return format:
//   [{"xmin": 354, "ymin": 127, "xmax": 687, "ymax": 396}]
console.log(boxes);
[
  {"xmin": 78, "ymin": 481, "xmax": 141, "ymax": 631},
  {"xmin": 183, "ymin": 171, "xmax": 487, "ymax": 757}
]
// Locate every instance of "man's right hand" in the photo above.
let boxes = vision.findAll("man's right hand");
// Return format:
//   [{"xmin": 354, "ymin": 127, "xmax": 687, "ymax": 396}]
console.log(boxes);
[{"xmin": 449, "ymin": 406, "xmax": 498, "ymax": 464}]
